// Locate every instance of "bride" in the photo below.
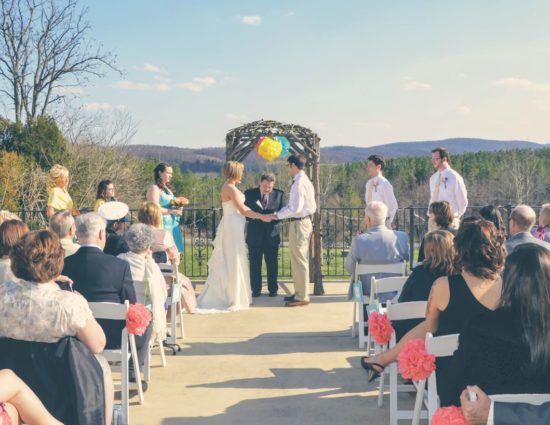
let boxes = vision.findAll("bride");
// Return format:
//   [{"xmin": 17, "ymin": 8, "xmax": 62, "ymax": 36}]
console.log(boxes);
[{"xmin": 197, "ymin": 161, "xmax": 272, "ymax": 312}]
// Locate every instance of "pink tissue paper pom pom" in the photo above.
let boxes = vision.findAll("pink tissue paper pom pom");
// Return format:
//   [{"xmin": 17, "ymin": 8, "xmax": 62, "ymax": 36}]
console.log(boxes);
[
  {"xmin": 367, "ymin": 312, "xmax": 394, "ymax": 345},
  {"xmin": 431, "ymin": 406, "xmax": 471, "ymax": 425},
  {"xmin": 398, "ymin": 338, "xmax": 436, "ymax": 381},
  {"xmin": 126, "ymin": 303, "xmax": 152, "ymax": 336}
]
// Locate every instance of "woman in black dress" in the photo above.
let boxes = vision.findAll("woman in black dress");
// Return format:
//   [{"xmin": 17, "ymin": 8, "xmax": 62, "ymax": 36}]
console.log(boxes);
[
  {"xmin": 448, "ymin": 243, "xmax": 550, "ymax": 406},
  {"xmin": 394, "ymin": 230, "xmax": 456, "ymax": 340},
  {"xmin": 362, "ymin": 219, "xmax": 505, "ymax": 394}
]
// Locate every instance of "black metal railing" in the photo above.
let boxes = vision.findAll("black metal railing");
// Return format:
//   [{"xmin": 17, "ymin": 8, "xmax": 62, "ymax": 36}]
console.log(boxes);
[{"xmin": 14, "ymin": 205, "xmax": 530, "ymax": 278}]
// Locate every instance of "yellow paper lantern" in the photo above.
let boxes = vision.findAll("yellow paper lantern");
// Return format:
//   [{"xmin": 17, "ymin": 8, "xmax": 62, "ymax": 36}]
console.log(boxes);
[{"xmin": 258, "ymin": 137, "xmax": 283, "ymax": 161}]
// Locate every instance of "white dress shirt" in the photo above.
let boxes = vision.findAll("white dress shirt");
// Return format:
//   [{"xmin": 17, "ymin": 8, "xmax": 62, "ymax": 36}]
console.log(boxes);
[
  {"xmin": 365, "ymin": 175, "xmax": 398, "ymax": 223},
  {"xmin": 276, "ymin": 170, "xmax": 317, "ymax": 219},
  {"xmin": 428, "ymin": 166, "xmax": 468, "ymax": 217}
]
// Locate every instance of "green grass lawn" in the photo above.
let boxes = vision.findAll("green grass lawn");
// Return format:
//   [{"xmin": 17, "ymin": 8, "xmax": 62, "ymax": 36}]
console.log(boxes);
[{"xmin": 180, "ymin": 244, "xmax": 419, "ymax": 279}]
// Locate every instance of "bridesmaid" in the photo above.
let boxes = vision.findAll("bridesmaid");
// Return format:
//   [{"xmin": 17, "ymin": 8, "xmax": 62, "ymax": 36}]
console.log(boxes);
[
  {"xmin": 46, "ymin": 165, "xmax": 74, "ymax": 218},
  {"xmin": 94, "ymin": 180, "xmax": 116, "ymax": 211},
  {"xmin": 146, "ymin": 163, "xmax": 187, "ymax": 252}
]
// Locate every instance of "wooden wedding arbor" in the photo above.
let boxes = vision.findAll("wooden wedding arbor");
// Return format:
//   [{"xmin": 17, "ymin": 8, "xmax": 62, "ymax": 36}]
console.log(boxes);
[{"xmin": 226, "ymin": 119, "xmax": 324, "ymax": 295}]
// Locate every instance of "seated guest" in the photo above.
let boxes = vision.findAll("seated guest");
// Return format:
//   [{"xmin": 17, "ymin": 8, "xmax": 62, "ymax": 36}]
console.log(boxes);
[
  {"xmin": 62, "ymin": 213, "xmax": 150, "ymax": 387},
  {"xmin": 118, "ymin": 224, "xmax": 168, "ymax": 341},
  {"xmin": 461, "ymin": 385, "xmax": 550, "ymax": 425},
  {"xmin": 506, "ymin": 205, "xmax": 550, "ymax": 254},
  {"xmin": 418, "ymin": 201, "xmax": 456, "ymax": 262},
  {"xmin": 345, "ymin": 201, "xmax": 409, "ymax": 301},
  {"xmin": 532, "ymin": 203, "xmax": 550, "ymax": 243},
  {"xmin": 394, "ymin": 230, "xmax": 456, "ymax": 340},
  {"xmin": 449, "ymin": 244, "xmax": 550, "ymax": 406},
  {"xmin": 0, "ymin": 220, "xmax": 29, "ymax": 284},
  {"xmin": 137, "ymin": 202, "xmax": 196, "ymax": 313},
  {"xmin": 480, "ymin": 205, "xmax": 506, "ymax": 237},
  {"xmin": 0, "ymin": 230, "xmax": 112, "ymax": 425},
  {"xmin": 137, "ymin": 202, "xmax": 180, "ymax": 265},
  {"xmin": 97, "ymin": 202, "xmax": 129, "ymax": 257},
  {"xmin": 362, "ymin": 218, "xmax": 505, "ymax": 408},
  {"xmin": 48, "ymin": 210, "xmax": 80, "ymax": 257},
  {"xmin": 0, "ymin": 369, "xmax": 62, "ymax": 425}
]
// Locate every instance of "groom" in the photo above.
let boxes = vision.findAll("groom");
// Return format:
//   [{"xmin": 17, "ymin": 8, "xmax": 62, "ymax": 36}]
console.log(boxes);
[{"xmin": 244, "ymin": 173, "xmax": 286, "ymax": 297}]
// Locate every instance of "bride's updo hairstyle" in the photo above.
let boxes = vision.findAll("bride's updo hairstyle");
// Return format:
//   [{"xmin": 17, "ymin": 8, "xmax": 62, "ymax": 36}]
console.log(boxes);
[{"xmin": 222, "ymin": 161, "xmax": 244, "ymax": 182}]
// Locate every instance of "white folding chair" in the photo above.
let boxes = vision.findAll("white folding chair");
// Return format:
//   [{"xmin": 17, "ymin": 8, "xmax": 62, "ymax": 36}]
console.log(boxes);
[
  {"xmin": 490, "ymin": 393, "xmax": 550, "ymax": 404},
  {"xmin": 132, "ymin": 279, "xmax": 167, "ymax": 379},
  {"xmin": 351, "ymin": 262, "xmax": 407, "ymax": 349},
  {"xmin": 371, "ymin": 301, "xmax": 428, "ymax": 425},
  {"xmin": 89, "ymin": 301, "xmax": 144, "ymax": 425},
  {"xmin": 411, "ymin": 332, "xmax": 460, "ymax": 425}
]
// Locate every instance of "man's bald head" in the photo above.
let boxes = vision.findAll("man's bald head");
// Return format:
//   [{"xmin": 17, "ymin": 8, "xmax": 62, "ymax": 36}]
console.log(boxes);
[
  {"xmin": 510, "ymin": 204, "xmax": 537, "ymax": 233},
  {"xmin": 365, "ymin": 201, "xmax": 388, "ymax": 227}
]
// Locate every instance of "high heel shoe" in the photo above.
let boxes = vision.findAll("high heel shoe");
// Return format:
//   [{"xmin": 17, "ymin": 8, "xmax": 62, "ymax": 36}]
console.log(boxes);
[{"xmin": 360, "ymin": 357, "xmax": 385, "ymax": 383}]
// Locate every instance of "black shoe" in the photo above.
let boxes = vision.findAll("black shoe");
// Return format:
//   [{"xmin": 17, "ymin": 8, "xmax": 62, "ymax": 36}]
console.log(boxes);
[
  {"xmin": 360, "ymin": 357, "xmax": 385, "ymax": 383},
  {"xmin": 284, "ymin": 294, "xmax": 295, "ymax": 302},
  {"xmin": 252, "ymin": 292, "xmax": 261, "ymax": 298},
  {"xmin": 268, "ymin": 292, "xmax": 278, "ymax": 297}
]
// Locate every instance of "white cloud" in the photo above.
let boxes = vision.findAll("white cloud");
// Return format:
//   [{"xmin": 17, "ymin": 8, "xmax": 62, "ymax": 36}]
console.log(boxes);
[
  {"xmin": 83, "ymin": 102, "xmax": 127, "ymax": 112},
  {"xmin": 55, "ymin": 86, "xmax": 84, "ymax": 95},
  {"xmin": 176, "ymin": 76, "xmax": 217, "ymax": 92},
  {"xmin": 306, "ymin": 121, "xmax": 326, "ymax": 131},
  {"xmin": 353, "ymin": 121, "xmax": 391, "ymax": 129},
  {"xmin": 132, "ymin": 63, "xmax": 166, "ymax": 73},
  {"xmin": 113, "ymin": 80, "xmax": 171, "ymax": 92},
  {"xmin": 492, "ymin": 77, "xmax": 550, "ymax": 92},
  {"xmin": 403, "ymin": 77, "xmax": 432, "ymax": 91},
  {"xmin": 533, "ymin": 98, "xmax": 550, "ymax": 111},
  {"xmin": 241, "ymin": 15, "xmax": 262, "ymax": 26},
  {"xmin": 456, "ymin": 105, "xmax": 471, "ymax": 114}
]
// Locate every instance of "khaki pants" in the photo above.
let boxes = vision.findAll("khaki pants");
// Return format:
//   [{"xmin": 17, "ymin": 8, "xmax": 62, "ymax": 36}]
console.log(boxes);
[{"xmin": 289, "ymin": 218, "xmax": 313, "ymax": 302}]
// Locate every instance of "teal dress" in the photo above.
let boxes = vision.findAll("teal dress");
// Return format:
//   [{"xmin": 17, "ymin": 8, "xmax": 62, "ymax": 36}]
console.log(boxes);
[{"xmin": 159, "ymin": 189, "xmax": 184, "ymax": 252}]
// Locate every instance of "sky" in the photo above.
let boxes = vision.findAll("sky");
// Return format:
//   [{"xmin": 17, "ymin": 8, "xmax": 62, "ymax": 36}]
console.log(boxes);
[{"xmin": 67, "ymin": 0, "xmax": 550, "ymax": 148}]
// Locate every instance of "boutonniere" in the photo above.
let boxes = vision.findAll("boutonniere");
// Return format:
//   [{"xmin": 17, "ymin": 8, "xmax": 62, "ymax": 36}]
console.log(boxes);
[
  {"xmin": 440, "ymin": 176, "xmax": 448, "ymax": 189},
  {"xmin": 372, "ymin": 179, "xmax": 379, "ymax": 192}
]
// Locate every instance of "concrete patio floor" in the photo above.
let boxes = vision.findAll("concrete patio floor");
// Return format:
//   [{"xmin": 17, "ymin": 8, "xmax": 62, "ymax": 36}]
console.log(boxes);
[{"xmin": 129, "ymin": 281, "xmax": 417, "ymax": 425}]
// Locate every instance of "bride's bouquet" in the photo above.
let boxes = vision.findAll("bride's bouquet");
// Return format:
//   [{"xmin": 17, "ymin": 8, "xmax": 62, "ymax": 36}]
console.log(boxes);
[{"xmin": 170, "ymin": 196, "xmax": 189, "ymax": 208}]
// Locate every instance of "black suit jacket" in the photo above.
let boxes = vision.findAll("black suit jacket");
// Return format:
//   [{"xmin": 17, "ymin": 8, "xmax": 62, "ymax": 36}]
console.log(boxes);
[
  {"xmin": 495, "ymin": 401, "xmax": 550, "ymax": 425},
  {"xmin": 62, "ymin": 246, "xmax": 136, "ymax": 348},
  {"xmin": 244, "ymin": 187, "xmax": 286, "ymax": 246}
]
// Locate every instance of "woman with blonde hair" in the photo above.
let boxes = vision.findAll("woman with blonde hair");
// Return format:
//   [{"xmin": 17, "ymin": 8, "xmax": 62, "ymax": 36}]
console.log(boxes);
[
  {"xmin": 532, "ymin": 203, "xmax": 550, "ymax": 243},
  {"xmin": 197, "ymin": 161, "xmax": 272, "ymax": 312},
  {"xmin": 393, "ymin": 230, "xmax": 456, "ymax": 339},
  {"xmin": 137, "ymin": 202, "xmax": 179, "ymax": 265},
  {"xmin": 46, "ymin": 165, "xmax": 73, "ymax": 218}
]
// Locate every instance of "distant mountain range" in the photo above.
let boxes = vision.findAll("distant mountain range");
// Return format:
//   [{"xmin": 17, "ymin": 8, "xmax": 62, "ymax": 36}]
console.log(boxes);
[{"xmin": 126, "ymin": 138, "xmax": 549, "ymax": 172}]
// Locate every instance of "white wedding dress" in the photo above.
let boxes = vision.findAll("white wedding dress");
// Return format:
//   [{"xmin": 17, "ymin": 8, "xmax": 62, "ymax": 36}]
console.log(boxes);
[{"xmin": 196, "ymin": 193, "xmax": 252, "ymax": 313}]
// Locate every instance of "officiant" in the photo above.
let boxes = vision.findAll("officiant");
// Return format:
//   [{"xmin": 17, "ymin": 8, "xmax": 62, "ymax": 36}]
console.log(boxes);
[{"xmin": 244, "ymin": 173, "xmax": 286, "ymax": 297}]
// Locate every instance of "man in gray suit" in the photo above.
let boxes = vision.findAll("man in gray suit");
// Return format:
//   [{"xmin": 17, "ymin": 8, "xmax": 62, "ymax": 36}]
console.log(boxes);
[
  {"xmin": 461, "ymin": 385, "xmax": 550, "ymax": 425},
  {"xmin": 345, "ymin": 201, "xmax": 409, "ymax": 300},
  {"xmin": 506, "ymin": 205, "xmax": 550, "ymax": 255}
]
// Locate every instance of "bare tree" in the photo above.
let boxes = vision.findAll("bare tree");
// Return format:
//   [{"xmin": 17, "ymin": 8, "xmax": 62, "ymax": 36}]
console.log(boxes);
[{"xmin": 0, "ymin": 0, "xmax": 117, "ymax": 124}]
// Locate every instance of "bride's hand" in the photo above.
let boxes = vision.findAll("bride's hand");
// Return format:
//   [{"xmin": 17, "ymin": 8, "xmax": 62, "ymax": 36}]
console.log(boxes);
[{"xmin": 260, "ymin": 215, "xmax": 272, "ymax": 223}]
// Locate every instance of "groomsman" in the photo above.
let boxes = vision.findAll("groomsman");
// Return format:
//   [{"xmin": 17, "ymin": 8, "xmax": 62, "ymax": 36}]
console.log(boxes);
[
  {"xmin": 244, "ymin": 173, "xmax": 286, "ymax": 297},
  {"xmin": 364, "ymin": 154, "xmax": 398, "ymax": 228},
  {"xmin": 273, "ymin": 154, "xmax": 317, "ymax": 307},
  {"xmin": 428, "ymin": 147, "xmax": 468, "ymax": 231}
]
